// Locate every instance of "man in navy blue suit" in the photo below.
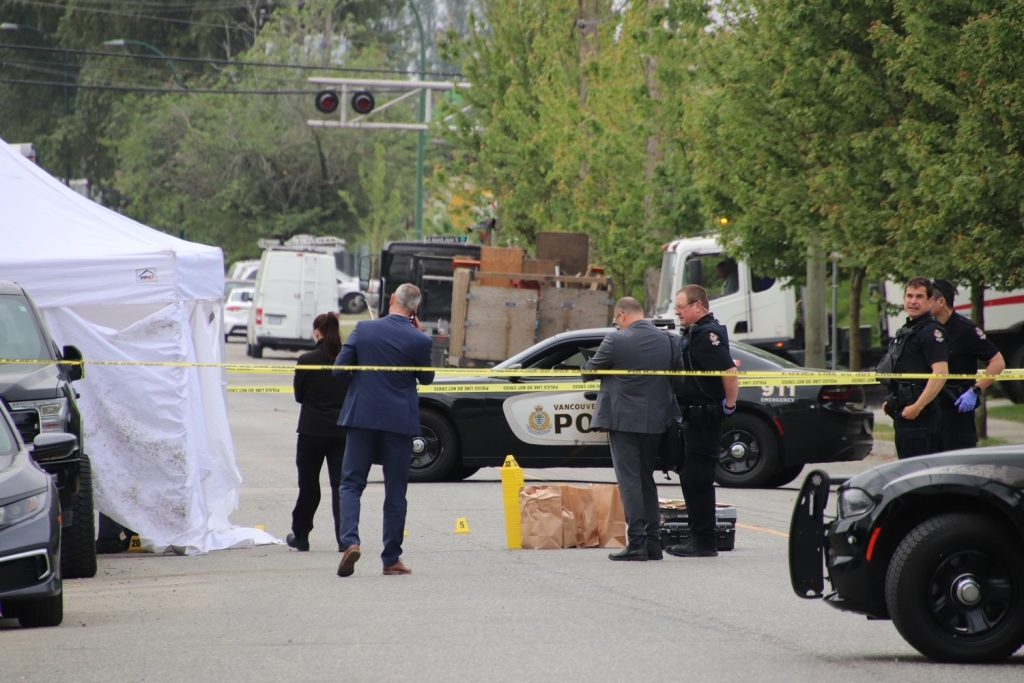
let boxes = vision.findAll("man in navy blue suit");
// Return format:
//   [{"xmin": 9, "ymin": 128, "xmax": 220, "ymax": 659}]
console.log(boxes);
[{"xmin": 334, "ymin": 283, "xmax": 435, "ymax": 577}]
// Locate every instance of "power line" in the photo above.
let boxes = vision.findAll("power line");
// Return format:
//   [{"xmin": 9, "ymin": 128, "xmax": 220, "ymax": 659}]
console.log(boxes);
[
  {"xmin": 0, "ymin": 75, "xmax": 318, "ymax": 95},
  {"xmin": 0, "ymin": 43, "xmax": 463, "ymax": 78},
  {"xmin": 8, "ymin": 0, "xmax": 256, "ymax": 29}
]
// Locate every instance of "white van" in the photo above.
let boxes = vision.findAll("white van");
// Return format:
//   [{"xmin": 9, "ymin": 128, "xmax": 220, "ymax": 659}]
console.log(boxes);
[{"xmin": 246, "ymin": 249, "xmax": 337, "ymax": 358}]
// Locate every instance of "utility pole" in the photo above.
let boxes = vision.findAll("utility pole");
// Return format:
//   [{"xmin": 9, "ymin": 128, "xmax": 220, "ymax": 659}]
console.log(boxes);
[{"xmin": 410, "ymin": 0, "xmax": 427, "ymax": 240}]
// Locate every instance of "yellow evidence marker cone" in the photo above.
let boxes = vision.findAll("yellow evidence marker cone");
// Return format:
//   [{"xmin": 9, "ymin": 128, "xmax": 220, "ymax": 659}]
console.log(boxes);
[
  {"xmin": 501, "ymin": 454, "xmax": 525, "ymax": 549},
  {"xmin": 454, "ymin": 517, "xmax": 472, "ymax": 534},
  {"xmin": 127, "ymin": 535, "xmax": 145, "ymax": 552}
]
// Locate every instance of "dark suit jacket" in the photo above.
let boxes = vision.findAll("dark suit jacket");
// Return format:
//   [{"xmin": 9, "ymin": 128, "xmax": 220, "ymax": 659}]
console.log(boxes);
[
  {"xmin": 334, "ymin": 314, "xmax": 435, "ymax": 436},
  {"xmin": 581, "ymin": 319, "xmax": 681, "ymax": 434},
  {"xmin": 294, "ymin": 343, "xmax": 348, "ymax": 438}
]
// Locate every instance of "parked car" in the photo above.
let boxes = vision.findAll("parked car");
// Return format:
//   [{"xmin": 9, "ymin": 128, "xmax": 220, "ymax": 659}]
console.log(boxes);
[
  {"xmin": 0, "ymin": 401, "xmax": 78, "ymax": 628},
  {"xmin": 223, "ymin": 286, "xmax": 254, "ymax": 341},
  {"xmin": 0, "ymin": 281, "xmax": 95, "ymax": 579},
  {"xmin": 412, "ymin": 326, "xmax": 873, "ymax": 484},
  {"xmin": 789, "ymin": 449, "xmax": 1024, "ymax": 663}
]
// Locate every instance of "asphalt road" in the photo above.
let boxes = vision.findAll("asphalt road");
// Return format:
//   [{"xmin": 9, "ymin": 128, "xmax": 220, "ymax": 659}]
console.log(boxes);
[{"xmin": 3, "ymin": 340, "xmax": 1023, "ymax": 681}]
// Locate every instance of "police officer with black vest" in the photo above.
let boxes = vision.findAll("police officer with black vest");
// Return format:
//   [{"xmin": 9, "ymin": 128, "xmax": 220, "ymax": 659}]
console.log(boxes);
[
  {"xmin": 930, "ymin": 278, "xmax": 1005, "ymax": 451},
  {"xmin": 668, "ymin": 285, "xmax": 738, "ymax": 558},
  {"xmin": 877, "ymin": 277, "xmax": 949, "ymax": 458}
]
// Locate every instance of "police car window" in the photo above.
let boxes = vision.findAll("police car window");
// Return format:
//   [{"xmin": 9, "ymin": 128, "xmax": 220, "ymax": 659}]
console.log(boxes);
[{"xmin": 528, "ymin": 342, "xmax": 601, "ymax": 370}]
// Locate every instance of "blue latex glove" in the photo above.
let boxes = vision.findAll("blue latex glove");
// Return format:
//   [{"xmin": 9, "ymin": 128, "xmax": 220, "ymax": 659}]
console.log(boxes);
[
  {"xmin": 722, "ymin": 398, "xmax": 737, "ymax": 416},
  {"xmin": 954, "ymin": 388, "xmax": 978, "ymax": 413}
]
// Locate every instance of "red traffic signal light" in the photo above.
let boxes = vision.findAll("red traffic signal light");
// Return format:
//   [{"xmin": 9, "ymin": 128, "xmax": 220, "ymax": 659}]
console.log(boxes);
[
  {"xmin": 314, "ymin": 90, "xmax": 339, "ymax": 114},
  {"xmin": 351, "ymin": 91, "xmax": 375, "ymax": 115}
]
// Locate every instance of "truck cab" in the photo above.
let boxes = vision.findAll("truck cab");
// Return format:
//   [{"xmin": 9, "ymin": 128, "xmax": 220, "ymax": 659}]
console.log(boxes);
[{"xmin": 655, "ymin": 236, "xmax": 801, "ymax": 361}]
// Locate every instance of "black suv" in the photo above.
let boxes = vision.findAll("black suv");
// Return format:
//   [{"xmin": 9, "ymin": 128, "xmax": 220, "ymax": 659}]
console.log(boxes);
[
  {"xmin": 0, "ymin": 281, "xmax": 96, "ymax": 579},
  {"xmin": 789, "ymin": 448, "xmax": 1024, "ymax": 662}
]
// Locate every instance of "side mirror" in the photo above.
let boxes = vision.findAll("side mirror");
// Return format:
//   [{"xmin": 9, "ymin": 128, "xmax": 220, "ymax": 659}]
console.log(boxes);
[
  {"xmin": 62, "ymin": 344, "xmax": 84, "ymax": 381},
  {"xmin": 32, "ymin": 432, "xmax": 78, "ymax": 461}
]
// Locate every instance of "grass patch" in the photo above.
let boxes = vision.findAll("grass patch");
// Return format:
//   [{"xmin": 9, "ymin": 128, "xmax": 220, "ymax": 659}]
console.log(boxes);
[
  {"xmin": 874, "ymin": 422, "xmax": 894, "ymax": 440},
  {"xmin": 988, "ymin": 404, "xmax": 1024, "ymax": 424}
]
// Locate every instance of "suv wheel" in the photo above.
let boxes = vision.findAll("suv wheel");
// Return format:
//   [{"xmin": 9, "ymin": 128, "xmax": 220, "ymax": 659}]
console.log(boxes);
[
  {"xmin": 61, "ymin": 453, "xmax": 97, "ymax": 579},
  {"xmin": 885, "ymin": 512, "xmax": 1024, "ymax": 662}
]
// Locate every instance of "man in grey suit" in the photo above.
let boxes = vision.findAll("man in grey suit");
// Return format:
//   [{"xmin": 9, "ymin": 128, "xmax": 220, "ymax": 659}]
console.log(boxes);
[{"xmin": 582, "ymin": 297, "xmax": 681, "ymax": 561}]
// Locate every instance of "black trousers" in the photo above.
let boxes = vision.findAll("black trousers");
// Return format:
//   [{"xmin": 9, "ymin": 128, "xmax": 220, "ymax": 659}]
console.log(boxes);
[
  {"xmin": 291, "ymin": 433, "xmax": 345, "ymax": 544},
  {"xmin": 680, "ymin": 409, "xmax": 722, "ymax": 548},
  {"xmin": 939, "ymin": 404, "xmax": 979, "ymax": 451},
  {"xmin": 608, "ymin": 431, "xmax": 662, "ymax": 548},
  {"xmin": 894, "ymin": 403, "xmax": 942, "ymax": 459}
]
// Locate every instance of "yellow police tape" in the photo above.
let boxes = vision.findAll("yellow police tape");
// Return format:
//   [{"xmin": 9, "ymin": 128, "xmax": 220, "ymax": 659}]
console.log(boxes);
[
  {"xmin": 3, "ymin": 357, "xmax": 1022, "ymax": 390},
  {"xmin": 227, "ymin": 371, "xmax": 1023, "ymax": 394}
]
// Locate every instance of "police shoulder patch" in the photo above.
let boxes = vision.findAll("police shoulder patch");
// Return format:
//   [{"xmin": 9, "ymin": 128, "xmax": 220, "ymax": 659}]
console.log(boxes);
[
  {"xmin": 975, "ymin": 327, "xmax": 987, "ymax": 340},
  {"xmin": 933, "ymin": 328, "xmax": 944, "ymax": 343},
  {"xmin": 708, "ymin": 331, "xmax": 721, "ymax": 346}
]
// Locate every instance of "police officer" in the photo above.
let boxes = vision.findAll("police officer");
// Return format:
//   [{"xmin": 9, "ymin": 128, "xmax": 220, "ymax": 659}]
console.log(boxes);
[
  {"xmin": 930, "ymin": 278, "xmax": 1005, "ymax": 450},
  {"xmin": 878, "ymin": 277, "xmax": 949, "ymax": 458},
  {"xmin": 668, "ymin": 285, "xmax": 738, "ymax": 558}
]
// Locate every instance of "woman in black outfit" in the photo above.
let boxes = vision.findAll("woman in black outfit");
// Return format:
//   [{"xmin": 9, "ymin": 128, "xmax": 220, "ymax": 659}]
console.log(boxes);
[{"xmin": 287, "ymin": 312, "xmax": 348, "ymax": 552}]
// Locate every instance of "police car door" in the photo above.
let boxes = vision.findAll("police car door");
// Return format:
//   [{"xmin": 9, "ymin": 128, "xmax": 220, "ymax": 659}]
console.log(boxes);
[{"xmin": 500, "ymin": 338, "xmax": 610, "ymax": 465}]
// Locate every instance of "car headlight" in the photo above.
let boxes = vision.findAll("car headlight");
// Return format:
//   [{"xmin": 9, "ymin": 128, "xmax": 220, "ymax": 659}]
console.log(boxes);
[
  {"xmin": 0, "ymin": 490, "xmax": 48, "ymax": 530},
  {"xmin": 837, "ymin": 487, "xmax": 875, "ymax": 518},
  {"xmin": 10, "ymin": 398, "xmax": 69, "ymax": 433}
]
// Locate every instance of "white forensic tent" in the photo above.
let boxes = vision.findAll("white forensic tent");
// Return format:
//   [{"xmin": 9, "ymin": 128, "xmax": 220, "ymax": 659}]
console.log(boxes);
[{"xmin": 0, "ymin": 139, "xmax": 276, "ymax": 553}]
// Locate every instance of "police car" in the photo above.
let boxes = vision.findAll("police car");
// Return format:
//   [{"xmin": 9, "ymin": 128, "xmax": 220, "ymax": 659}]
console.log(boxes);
[{"xmin": 412, "ymin": 327, "xmax": 873, "ymax": 486}]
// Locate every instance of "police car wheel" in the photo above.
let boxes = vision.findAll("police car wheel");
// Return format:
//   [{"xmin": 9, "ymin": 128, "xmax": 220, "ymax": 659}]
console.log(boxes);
[
  {"xmin": 885, "ymin": 512, "xmax": 1024, "ymax": 663},
  {"xmin": 409, "ymin": 409, "xmax": 459, "ymax": 482},
  {"xmin": 715, "ymin": 414, "xmax": 781, "ymax": 488}
]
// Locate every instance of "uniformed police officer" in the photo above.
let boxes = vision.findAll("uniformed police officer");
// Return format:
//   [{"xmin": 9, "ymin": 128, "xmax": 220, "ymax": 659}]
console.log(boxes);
[
  {"xmin": 878, "ymin": 277, "xmax": 949, "ymax": 458},
  {"xmin": 668, "ymin": 285, "xmax": 738, "ymax": 558},
  {"xmin": 930, "ymin": 278, "xmax": 1005, "ymax": 450}
]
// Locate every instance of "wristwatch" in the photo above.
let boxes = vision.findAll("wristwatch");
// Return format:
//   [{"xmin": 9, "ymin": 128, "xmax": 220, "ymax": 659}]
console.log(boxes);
[{"xmin": 971, "ymin": 385, "xmax": 982, "ymax": 396}]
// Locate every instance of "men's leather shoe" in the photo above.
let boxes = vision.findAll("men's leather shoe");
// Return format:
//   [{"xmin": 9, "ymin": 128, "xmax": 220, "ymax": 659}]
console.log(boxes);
[
  {"xmin": 286, "ymin": 533, "xmax": 309, "ymax": 552},
  {"xmin": 665, "ymin": 541, "xmax": 718, "ymax": 558},
  {"xmin": 383, "ymin": 560, "xmax": 412, "ymax": 575},
  {"xmin": 647, "ymin": 544, "xmax": 664, "ymax": 561},
  {"xmin": 608, "ymin": 546, "xmax": 648, "ymax": 561},
  {"xmin": 337, "ymin": 545, "xmax": 361, "ymax": 577}
]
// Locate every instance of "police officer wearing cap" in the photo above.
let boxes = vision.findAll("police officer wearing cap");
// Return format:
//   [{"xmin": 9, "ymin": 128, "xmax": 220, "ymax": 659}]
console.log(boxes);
[
  {"xmin": 930, "ymin": 278, "xmax": 1006, "ymax": 450},
  {"xmin": 668, "ymin": 284, "xmax": 738, "ymax": 558},
  {"xmin": 878, "ymin": 277, "xmax": 949, "ymax": 458}
]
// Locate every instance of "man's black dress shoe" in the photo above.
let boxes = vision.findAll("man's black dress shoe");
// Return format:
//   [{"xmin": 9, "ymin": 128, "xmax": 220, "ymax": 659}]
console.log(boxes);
[
  {"xmin": 646, "ymin": 543, "xmax": 664, "ymax": 561},
  {"xmin": 665, "ymin": 540, "xmax": 718, "ymax": 557},
  {"xmin": 608, "ymin": 546, "xmax": 649, "ymax": 561},
  {"xmin": 286, "ymin": 533, "xmax": 310, "ymax": 552}
]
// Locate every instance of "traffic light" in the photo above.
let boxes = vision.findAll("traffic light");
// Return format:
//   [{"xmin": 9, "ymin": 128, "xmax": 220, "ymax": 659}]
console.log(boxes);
[
  {"xmin": 351, "ymin": 91, "xmax": 375, "ymax": 115},
  {"xmin": 314, "ymin": 90, "xmax": 339, "ymax": 114}
]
